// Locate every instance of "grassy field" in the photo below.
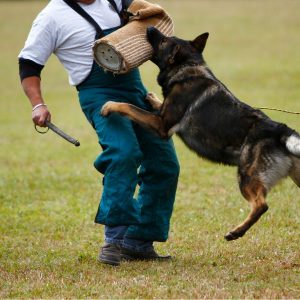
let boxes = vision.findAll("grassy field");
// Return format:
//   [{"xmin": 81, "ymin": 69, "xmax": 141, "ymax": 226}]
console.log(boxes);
[{"xmin": 0, "ymin": 0, "xmax": 299, "ymax": 298}]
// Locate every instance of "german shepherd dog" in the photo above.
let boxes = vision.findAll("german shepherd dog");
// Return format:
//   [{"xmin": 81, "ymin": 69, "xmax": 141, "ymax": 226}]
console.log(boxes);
[{"xmin": 101, "ymin": 27, "xmax": 300, "ymax": 241}]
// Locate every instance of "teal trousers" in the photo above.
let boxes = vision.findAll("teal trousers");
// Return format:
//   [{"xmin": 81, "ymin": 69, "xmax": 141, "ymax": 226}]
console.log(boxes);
[{"xmin": 77, "ymin": 30, "xmax": 179, "ymax": 242}]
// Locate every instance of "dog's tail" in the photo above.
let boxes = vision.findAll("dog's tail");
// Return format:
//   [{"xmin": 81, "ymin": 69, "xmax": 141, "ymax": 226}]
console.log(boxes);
[{"xmin": 282, "ymin": 130, "xmax": 300, "ymax": 157}]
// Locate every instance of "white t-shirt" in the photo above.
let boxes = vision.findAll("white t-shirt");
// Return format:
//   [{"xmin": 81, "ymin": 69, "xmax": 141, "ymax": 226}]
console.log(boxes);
[{"xmin": 18, "ymin": 0, "xmax": 122, "ymax": 86}]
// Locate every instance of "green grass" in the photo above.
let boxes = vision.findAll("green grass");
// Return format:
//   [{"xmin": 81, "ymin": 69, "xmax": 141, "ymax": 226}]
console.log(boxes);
[{"xmin": 0, "ymin": 0, "xmax": 299, "ymax": 298}]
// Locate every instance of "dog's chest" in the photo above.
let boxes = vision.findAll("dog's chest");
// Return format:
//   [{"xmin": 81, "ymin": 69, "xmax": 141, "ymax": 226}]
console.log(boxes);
[{"xmin": 160, "ymin": 84, "xmax": 198, "ymax": 127}]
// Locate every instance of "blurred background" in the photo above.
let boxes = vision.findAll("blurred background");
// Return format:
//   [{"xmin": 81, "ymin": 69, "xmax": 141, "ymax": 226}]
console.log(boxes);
[{"xmin": 0, "ymin": 0, "xmax": 299, "ymax": 298}]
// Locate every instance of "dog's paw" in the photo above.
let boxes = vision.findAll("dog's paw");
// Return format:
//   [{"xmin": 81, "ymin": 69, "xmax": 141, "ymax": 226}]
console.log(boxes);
[
  {"xmin": 224, "ymin": 232, "xmax": 238, "ymax": 241},
  {"xmin": 146, "ymin": 92, "xmax": 158, "ymax": 100},
  {"xmin": 224, "ymin": 231, "xmax": 245, "ymax": 241},
  {"xmin": 145, "ymin": 92, "xmax": 162, "ymax": 110},
  {"xmin": 101, "ymin": 101, "xmax": 116, "ymax": 117},
  {"xmin": 168, "ymin": 123, "xmax": 181, "ymax": 137},
  {"xmin": 224, "ymin": 230, "xmax": 245, "ymax": 241}
]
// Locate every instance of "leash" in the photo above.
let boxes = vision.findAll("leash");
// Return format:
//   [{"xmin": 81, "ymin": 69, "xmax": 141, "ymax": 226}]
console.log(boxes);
[
  {"xmin": 35, "ymin": 120, "xmax": 80, "ymax": 147},
  {"xmin": 255, "ymin": 107, "xmax": 300, "ymax": 115}
]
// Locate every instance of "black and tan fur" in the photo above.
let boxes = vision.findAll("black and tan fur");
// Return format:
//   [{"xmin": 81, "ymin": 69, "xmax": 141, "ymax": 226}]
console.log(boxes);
[{"xmin": 101, "ymin": 27, "xmax": 300, "ymax": 241}]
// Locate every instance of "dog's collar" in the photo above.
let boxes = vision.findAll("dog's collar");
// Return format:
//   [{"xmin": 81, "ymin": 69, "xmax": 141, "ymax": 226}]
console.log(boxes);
[{"xmin": 167, "ymin": 62, "xmax": 200, "ymax": 79}]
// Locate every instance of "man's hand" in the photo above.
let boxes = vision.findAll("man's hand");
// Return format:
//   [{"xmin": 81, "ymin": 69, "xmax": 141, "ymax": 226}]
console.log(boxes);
[{"xmin": 32, "ymin": 105, "xmax": 51, "ymax": 127}]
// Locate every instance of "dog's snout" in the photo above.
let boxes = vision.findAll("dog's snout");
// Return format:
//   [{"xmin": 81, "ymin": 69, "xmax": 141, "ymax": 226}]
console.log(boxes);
[
  {"xmin": 146, "ymin": 26, "xmax": 157, "ymax": 41},
  {"xmin": 147, "ymin": 26, "xmax": 155, "ymax": 35},
  {"xmin": 146, "ymin": 26, "xmax": 165, "ymax": 41}
]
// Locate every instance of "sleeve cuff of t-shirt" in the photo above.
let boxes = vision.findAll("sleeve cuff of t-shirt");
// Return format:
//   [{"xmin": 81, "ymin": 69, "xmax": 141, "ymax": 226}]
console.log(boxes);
[{"xmin": 18, "ymin": 58, "xmax": 44, "ymax": 81}]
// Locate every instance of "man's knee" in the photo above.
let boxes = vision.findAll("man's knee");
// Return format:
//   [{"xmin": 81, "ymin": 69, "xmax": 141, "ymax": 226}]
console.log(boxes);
[
  {"xmin": 140, "ymin": 156, "xmax": 180, "ymax": 185},
  {"xmin": 115, "ymin": 147, "xmax": 144, "ymax": 168},
  {"xmin": 94, "ymin": 144, "xmax": 143, "ymax": 173}
]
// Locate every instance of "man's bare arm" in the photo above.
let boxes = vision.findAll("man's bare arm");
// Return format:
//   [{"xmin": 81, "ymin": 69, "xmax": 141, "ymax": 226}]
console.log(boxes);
[{"xmin": 21, "ymin": 76, "xmax": 51, "ymax": 127}]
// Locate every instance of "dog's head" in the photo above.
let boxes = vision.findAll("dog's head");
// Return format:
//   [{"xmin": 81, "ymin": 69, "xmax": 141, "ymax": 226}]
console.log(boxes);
[{"xmin": 147, "ymin": 26, "xmax": 209, "ymax": 69}]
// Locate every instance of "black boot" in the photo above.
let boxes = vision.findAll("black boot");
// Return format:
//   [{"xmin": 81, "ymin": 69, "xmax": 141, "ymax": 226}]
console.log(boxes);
[{"xmin": 98, "ymin": 243, "xmax": 121, "ymax": 266}]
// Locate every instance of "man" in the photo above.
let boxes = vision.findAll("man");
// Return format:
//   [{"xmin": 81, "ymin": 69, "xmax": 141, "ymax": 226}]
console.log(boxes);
[{"xmin": 19, "ymin": 0, "xmax": 179, "ymax": 266}]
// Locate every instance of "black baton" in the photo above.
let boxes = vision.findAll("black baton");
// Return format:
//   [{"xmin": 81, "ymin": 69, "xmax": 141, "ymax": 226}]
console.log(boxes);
[{"xmin": 35, "ymin": 120, "xmax": 80, "ymax": 147}]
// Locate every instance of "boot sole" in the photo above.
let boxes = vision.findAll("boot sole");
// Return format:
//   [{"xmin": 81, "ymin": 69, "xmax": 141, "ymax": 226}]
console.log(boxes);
[{"xmin": 98, "ymin": 256, "xmax": 120, "ymax": 266}]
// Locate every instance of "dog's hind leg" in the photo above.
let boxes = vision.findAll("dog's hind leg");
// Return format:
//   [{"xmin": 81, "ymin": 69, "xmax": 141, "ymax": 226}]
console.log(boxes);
[
  {"xmin": 225, "ymin": 142, "xmax": 270, "ymax": 241},
  {"xmin": 225, "ymin": 177, "xmax": 268, "ymax": 241},
  {"xmin": 225, "ymin": 141, "xmax": 293, "ymax": 241}
]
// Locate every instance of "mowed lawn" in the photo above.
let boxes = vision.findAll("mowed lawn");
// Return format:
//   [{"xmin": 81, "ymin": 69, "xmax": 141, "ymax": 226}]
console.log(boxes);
[{"xmin": 0, "ymin": 0, "xmax": 299, "ymax": 298}]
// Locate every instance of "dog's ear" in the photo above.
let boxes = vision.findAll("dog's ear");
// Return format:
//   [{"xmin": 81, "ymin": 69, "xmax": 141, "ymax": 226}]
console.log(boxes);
[
  {"xmin": 191, "ymin": 32, "xmax": 209, "ymax": 53},
  {"xmin": 168, "ymin": 44, "xmax": 181, "ymax": 64}
]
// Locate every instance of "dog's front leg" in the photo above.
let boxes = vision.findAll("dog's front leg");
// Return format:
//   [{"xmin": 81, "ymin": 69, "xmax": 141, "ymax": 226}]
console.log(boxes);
[{"xmin": 101, "ymin": 101, "xmax": 168, "ymax": 138}]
